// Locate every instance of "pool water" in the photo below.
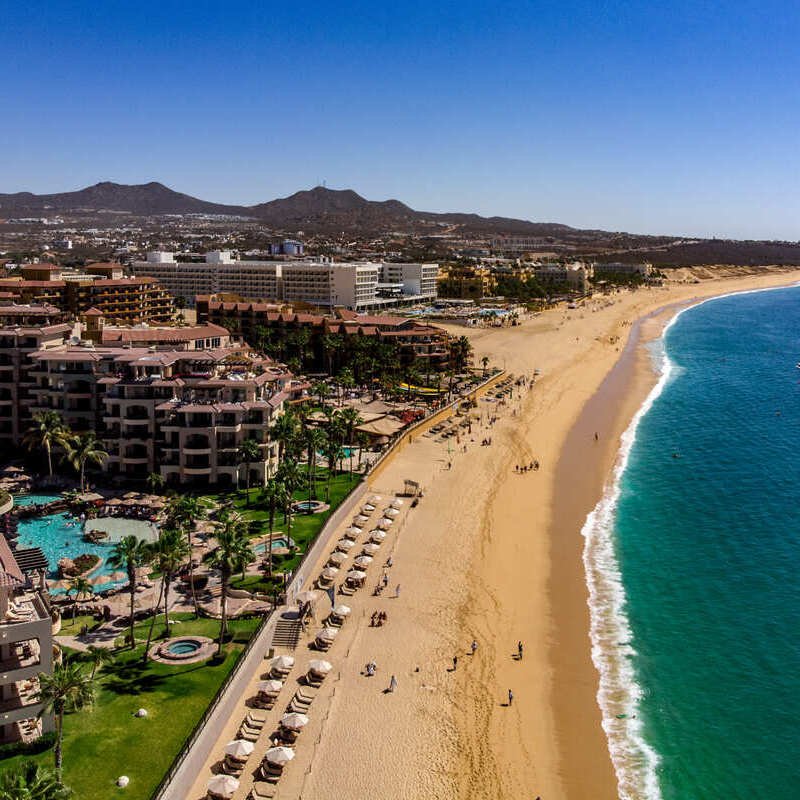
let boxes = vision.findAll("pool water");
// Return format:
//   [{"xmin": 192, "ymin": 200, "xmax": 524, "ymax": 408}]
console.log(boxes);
[
  {"xmin": 167, "ymin": 640, "xmax": 200, "ymax": 655},
  {"xmin": 294, "ymin": 501, "xmax": 322, "ymax": 511},
  {"xmin": 13, "ymin": 494, "xmax": 62, "ymax": 507},
  {"xmin": 14, "ymin": 513, "xmax": 157, "ymax": 592},
  {"xmin": 254, "ymin": 536, "xmax": 293, "ymax": 554}
]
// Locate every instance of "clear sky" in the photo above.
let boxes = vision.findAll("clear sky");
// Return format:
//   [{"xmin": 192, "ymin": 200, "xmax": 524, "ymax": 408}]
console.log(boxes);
[{"xmin": 3, "ymin": 1, "xmax": 800, "ymax": 239}]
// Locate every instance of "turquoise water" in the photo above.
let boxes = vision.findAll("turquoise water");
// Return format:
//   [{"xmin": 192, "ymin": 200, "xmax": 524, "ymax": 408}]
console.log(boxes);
[
  {"xmin": 166, "ymin": 639, "xmax": 200, "ymax": 655},
  {"xmin": 253, "ymin": 536, "xmax": 293, "ymax": 553},
  {"xmin": 13, "ymin": 493, "xmax": 62, "ymax": 507},
  {"xmin": 587, "ymin": 285, "xmax": 800, "ymax": 799},
  {"xmin": 15, "ymin": 513, "xmax": 156, "ymax": 591}
]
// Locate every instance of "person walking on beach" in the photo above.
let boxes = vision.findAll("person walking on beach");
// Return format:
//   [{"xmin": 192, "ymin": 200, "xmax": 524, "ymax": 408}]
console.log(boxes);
[
  {"xmin": 394, "ymin": 584, "xmax": 401, "ymax": 598},
  {"xmin": 471, "ymin": 639, "xmax": 478, "ymax": 655},
  {"xmin": 453, "ymin": 655, "xmax": 458, "ymax": 671},
  {"xmin": 388, "ymin": 674, "xmax": 398, "ymax": 693},
  {"xmin": 518, "ymin": 641, "xmax": 524, "ymax": 660},
  {"xmin": 508, "ymin": 688, "xmax": 514, "ymax": 706}
]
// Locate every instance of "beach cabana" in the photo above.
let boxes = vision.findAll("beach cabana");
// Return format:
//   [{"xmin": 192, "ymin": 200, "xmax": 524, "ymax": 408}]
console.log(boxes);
[
  {"xmin": 224, "ymin": 739, "xmax": 254, "ymax": 761},
  {"xmin": 328, "ymin": 551, "xmax": 347, "ymax": 566},
  {"xmin": 206, "ymin": 774, "xmax": 239, "ymax": 799},
  {"xmin": 353, "ymin": 555, "xmax": 373, "ymax": 568},
  {"xmin": 264, "ymin": 746, "xmax": 295, "ymax": 767},
  {"xmin": 280, "ymin": 712, "xmax": 309, "ymax": 732},
  {"xmin": 335, "ymin": 539, "xmax": 355, "ymax": 552},
  {"xmin": 314, "ymin": 627, "xmax": 338, "ymax": 649},
  {"xmin": 307, "ymin": 659, "xmax": 332, "ymax": 677}
]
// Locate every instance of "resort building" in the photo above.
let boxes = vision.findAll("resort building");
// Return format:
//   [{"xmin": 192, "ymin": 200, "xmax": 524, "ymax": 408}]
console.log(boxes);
[
  {"xmin": 195, "ymin": 299, "xmax": 452, "ymax": 372},
  {"xmin": 0, "ymin": 520, "xmax": 54, "ymax": 745},
  {"xmin": 592, "ymin": 261, "xmax": 653, "ymax": 278},
  {"xmin": 532, "ymin": 262, "xmax": 592, "ymax": 292},
  {"xmin": 0, "ymin": 305, "xmax": 74, "ymax": 447},
  {"xmin": 0, "ymin": 263, "xmax": 174, "ymax": 324},
  {"xmin": 135, "ymin": 252, "xmax": 438, "ymax": 310},
  {"xmin": 437, "ymin": 265, "xmax": 496, "ymax": 299}
]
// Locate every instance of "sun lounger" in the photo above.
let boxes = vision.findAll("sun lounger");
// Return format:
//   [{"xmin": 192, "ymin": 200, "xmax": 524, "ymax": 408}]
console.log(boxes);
[
  {"xmin": 249, "ymin": 783, "xmax": 276, "ymax": 800},
  {"xmin": 238, "ymin": 727, "xmax": 259, "ymax": 742},
  {"xmin": 296, "ymin": 686, "xmax": 316, "ymax": 701}
]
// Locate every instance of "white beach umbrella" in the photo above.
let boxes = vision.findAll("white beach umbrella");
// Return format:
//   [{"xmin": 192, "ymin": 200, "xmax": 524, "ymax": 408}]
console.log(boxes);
[
  {"xmin": 321, "ymin": 566, "xmax": 340, "ymax": 579},
  {"xmin": 336, "ymin": 539, "xmax": 355, "ymax": 551},
  {"xmin": 345, "ymin": 570, "xmax": 366, "ymax": 581},
  {"xmin": 385, "ymin": 508, "xmax": 400, "ymax": 518},
  {"xmin": 316, "ymin": 626, "xmax": 339, "ymax": 643},
  {"xmin": 328, "ymin": 551, "xmax": 347, "ymax": 565},
  {"xmin": 369, "ymin": 495, "xmax": 382, "ymax": 503},
  {"xmin": 207, "ymin": 774, "xmax": 239, "ymax": 798},
  {"xmin": 354, "ymin": 515, "xmax": 369, "ymax": 525},
  {"xmin": 264, "ymin": 746, "xmax": 295, "ymax": 766},
  {"xmin": 257, "ymin": 679, "xmax": 283, "ymax": 695},
  {"xmin": 331, "ymin": 604, "xmax": 351, "ymax": 617},
  {"xmin": 270, "ymin": 655, "xmax": 294, "ymax": 671},
  {"xmin": 343, "ymin": 526, "xmax": 362, "ymax": 539},
  {"xmin": 224, "ymin": 739, "xmax": 254, "ymax": 760},
  {"xmin": 369, "ymin": 531, "xmax": 386, "ymax": 543},
  {"xmin": 379, "ymin": 517, "xmax": 393, "ymax": 527},
  {"xmin": 280, "ymin": 712, "xmax": 309, "ymax": 731},
  {"xmin": 353, "ymin": 555, "xmax": 373, "ymax": 568},
  {"xmin": 295, "ymin": 590, "xmax": 320, "ymax": 605},
  {"xmin": 390, "ymin": 499, "xmax": 403, "ymax": 508},
  {"xmin": 307, "ymin": 659, "xmax": 333, "ymax": 675},
  {"xmin": 362, "ymin": 542, "xmax": 380, "ymax": 554},
  {"xmin": 362, "ymin": 503, "xmax": 376, "ymax": 513}
]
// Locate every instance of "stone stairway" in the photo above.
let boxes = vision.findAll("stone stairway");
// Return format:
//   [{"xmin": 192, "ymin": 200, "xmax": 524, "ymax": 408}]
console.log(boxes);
[{"xmin": 271, "ymin": 617, "xmax": 302, "ymax": 649}]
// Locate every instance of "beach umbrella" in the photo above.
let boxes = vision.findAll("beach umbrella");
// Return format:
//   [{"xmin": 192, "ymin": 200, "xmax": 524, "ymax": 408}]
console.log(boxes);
[
  {"xmin": 321, "ymin": 566, "xmax": 339, "ymax": 579},
  {"xmin": 331, "ymin": 604, "xmax": 351, "ymax": 618},
  {"xmin": 270, "ymin": 655, "xmax": 294, "ymax": 671},
  {"xmin": 224, "ymin": 739, "xmax": 254, "ymax": 760},
  {"xmin": 316, "ymin": 626, "xmax": 339, "ymax": 643},
  {"xmin": 353, "ymin": 555, "xmax": 373, "ymax": 568},
  {"xmin": 307, "ymin": 659, "xmax": 332, "ymax": 676},
  {"xmin": 378, "ymin": 518, "xmax": 393, "ymax": 528},
  {"xmin": 354, "ymin": 515, "xmax": 369, "ymax": 525},
  {"xmin": 257, "ymin": 679, "xmax": 283, "ymax": 695},
  {"xmin": 362, "ymin": 542, "xmax": 380, "ymax": 554},
  {"xmin": 336, "ymin": 539, "xmax": 355, "ymax": 551},
  {"xmin": 206, "ymin": 774, "xmax": 239, "ymax": 798},
  {"xmin": 390, "ymin": 499, "xmax": 403, "ymax": 508},
  {"xmin": 328, "ymin": 551, "xmax": 347, "ymax": 565},
  {"xmin": 295, "ymin": 590, "xmax": 320, "ymax": 605},
  {"xmin": 362, "ymin": 504, "xmax": 376, "ymax": 513},
  {"xmin": 385, "ymin": 508, "xmax": 399, "ymax": 518},
  {"xmin": 343, "ymin": 526, "xmax": 362, "ymax": 538},
  {"xmin": 123, "ymin": 492, "xmax": 139, "ymax": 499},
  {"xmin": 345, "ymin": 570, "xmax": 366, "ymax": 581},
  {"xmin": 280, "ymin": 712, "xmax": 309, "ymax": 731},
  {"xmin": 369, "ymin": 495, "xmax": 382, "ymax": 503},
  {"xmin": 369, "ymin": 531, "xmax": 386, "ymax": 543},
  {"xmin": 264, "ymin": 746, "xmax": 295, "ymax": 767},
  {"xmin": 106, "ymin": 497, "xmax": 123, "ymax": 506}
]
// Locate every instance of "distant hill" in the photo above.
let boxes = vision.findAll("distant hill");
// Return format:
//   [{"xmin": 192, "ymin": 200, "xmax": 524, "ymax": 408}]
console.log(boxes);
[{"xmin": 0, "ymin": 181, "xmax": 250, "ymax": 217}]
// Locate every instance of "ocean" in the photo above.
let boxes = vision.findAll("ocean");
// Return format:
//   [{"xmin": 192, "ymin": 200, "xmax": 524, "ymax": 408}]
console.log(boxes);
[{"xmin": 583, "ymin": 285, "xmax": 800, "ymax": 800}]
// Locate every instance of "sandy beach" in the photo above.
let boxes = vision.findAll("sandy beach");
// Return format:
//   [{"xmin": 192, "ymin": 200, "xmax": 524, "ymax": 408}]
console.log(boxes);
[{"xmin": 189, "ymin": 267, "xmax": 800, "ymax": 800}]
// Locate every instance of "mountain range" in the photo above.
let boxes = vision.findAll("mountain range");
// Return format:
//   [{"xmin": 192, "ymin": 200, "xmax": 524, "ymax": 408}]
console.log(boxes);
[{"xmin": 0, "ymin": 181, "xmax": 599, "ymax": 238}]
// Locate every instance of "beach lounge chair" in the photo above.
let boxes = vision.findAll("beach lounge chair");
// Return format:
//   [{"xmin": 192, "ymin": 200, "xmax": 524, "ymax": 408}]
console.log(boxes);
[
  {"xmin": 249, "ymin": 782, "xmax": 276, "ymax": 800},
  {"xmin": 238, "ymin": 726, "xmax": 259, "ymax": 742}
]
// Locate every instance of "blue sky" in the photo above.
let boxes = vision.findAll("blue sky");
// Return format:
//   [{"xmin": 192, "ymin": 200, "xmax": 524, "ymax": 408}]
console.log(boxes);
[{"xmin": 2, "ymin": 1, "xmax": 800, "ymax": 239}]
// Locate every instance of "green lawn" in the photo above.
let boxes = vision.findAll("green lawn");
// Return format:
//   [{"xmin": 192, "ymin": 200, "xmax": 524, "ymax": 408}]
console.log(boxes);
[
  {"xmin": 0, "ymin": 614, "xmax": 261, "ymax": 800},
  {"xmin": 206, "ymin": 468, "xmax": 361, "ymax": 578}
]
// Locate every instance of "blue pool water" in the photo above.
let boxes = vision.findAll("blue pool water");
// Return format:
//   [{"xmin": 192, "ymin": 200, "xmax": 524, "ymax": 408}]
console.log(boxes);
[
  {"xmin": 585, "ymin": 285, "xmax": 800, "ymax": 799},
  {"xmin": 12, "ymin": 493, "xmax": 62, "ymax": 507},
  {"xmin": 167, "ymin": 639, "xmax": 201, "ymax": 655},
  {"xmin": 253, "ymin": 536, "xmax": 293, "ymax": 554},
  {"xmin": 14, "ymin": 513, "xmax": 157, "ymax": 592}
]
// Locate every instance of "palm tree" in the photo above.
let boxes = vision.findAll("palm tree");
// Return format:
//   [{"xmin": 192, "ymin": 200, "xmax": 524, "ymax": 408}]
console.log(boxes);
[
  {"xmin": 146, "ymin": 472, "xmax": 165, "ymax": 495},
  {"xmin": 271, "ymin": 410, "xmax": 300, "ymax": 462},
  {"xmin": 64, "ymin": 433, "xmax": 107, "ymax": 493},
  {"xmin": 0, "ymin": 760, "xmax": 71, "ymax": 799},
  {"xmin": 481, "ymin": 355, "xmax": 490, "ymax": 377},
  {"xmin": 209, "ymin": 510, "xmax": 253, "ymax": 655},
  {"xmin": 356, "ymin": 431, "xmax": 369, "ymax": 472},
  {"xmin": 165, "ymin": 496, "xmax": 207, "ymax": 617},
  {"xmin": 276, "ymin": 458, "xmax": 305, "ymax": 538},
  {"xmin": 311, "ymin": 380, "xmax": 330, "ymax": 408},
  {"xmin": 303, "ymin": 427, "xmax": 327, "ymax": 499},
  {"xmin": 85, "ymin": 645, "xmax": 113, "ymax": 680},
  {"xmin": 108, "ymin": 536, "xmax": 149, "ymax": 649},
  {"xmin": 36, "ymin": 662, "xmax": 94, "ymax": 785},
  {"xmin": 238, "ymin": 438, "xmax": 261, "ymax": 507},
  {"xmin": 337, "ymin": 367, "xmax": 355, "ymax": 406},
  {"xmin": 23, "ymin": 411, "xmax": 70, "ymax": 478},
  {"xmin": 67, "ymin": 577, "xmax": 92, "ymax": 624},
  {"xmin": 260, "ymin": 480, "xmax": 284, "ymax": 577}
]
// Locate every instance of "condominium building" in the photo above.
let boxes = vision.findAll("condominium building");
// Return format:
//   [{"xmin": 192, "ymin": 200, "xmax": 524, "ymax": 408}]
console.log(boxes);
[
  {"xmin": 532, "ymin": 262, "xmax": 592, "ymax": 292},
  {"xmin": 0, "ymin": 263, "xmax": 174, "ymax": 324},
  {"xmin": 0, "ymin": 522, "xmax": 54, "ymax": 745},
  {"xmin": 135, "ymin": 252, "xmax": 437, "ymax": 310},
  {"xmin": 592, "ymin": 261, "xmax": 653, "ymax": 278}
]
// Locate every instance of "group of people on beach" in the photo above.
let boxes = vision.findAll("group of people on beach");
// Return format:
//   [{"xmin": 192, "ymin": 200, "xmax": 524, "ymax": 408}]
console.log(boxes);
[
  {"xmin": 515, "ymin": 461, "xmax": 539, "ymax": 473},
  {"xmin": 370, "ymin": 610, "xmax": 388, "ymax": 626}
]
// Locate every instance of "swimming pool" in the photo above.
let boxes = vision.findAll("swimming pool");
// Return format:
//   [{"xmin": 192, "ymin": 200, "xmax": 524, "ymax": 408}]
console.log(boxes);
[
  {"xmin": 84, "ymin": 517, "xmax": 158, "ymax": 544},
  {"xmin": 15, "ymin": 513, "xmax": 157, "ymax": 592},
  {"xmin": 12, "ymin": 493, "xmax": 63, "ymax": 507},
  {"xmin": 253, "ymin": 536, "xmax": 294, "ymax": 554}
]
